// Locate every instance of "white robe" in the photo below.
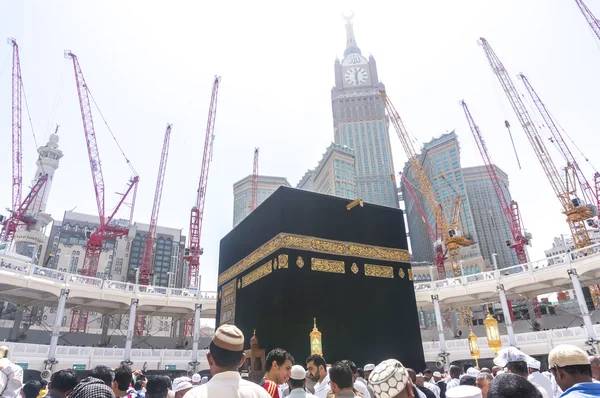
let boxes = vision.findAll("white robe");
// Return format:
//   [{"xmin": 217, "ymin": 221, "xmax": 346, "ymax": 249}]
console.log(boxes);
[
  {"xmin": 0, "ymin": 358, "xmax": 23, "ymax": 398},
  {"xmin": 529, "ymin": 372, "xmax": 553, "ymax": 398}
]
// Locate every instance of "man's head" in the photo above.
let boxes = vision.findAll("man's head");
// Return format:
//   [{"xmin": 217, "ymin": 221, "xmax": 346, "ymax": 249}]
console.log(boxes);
[
  {"xmin": 306, "ymin": 354, "xmax": 327, "ymax": 383},
  {"xmin": 137, "ymin": 375, "xmax": 147, "ymax": 388},
  {"xmin": 112, "ymin": 365, "xmax": 132, "ymax": 397},
  {"xmin": 487, "ymin": 373, "xmax": 542, "ymax": 398},
  {"xmin": 506, "ymin": 361, "xmax": 528, "ymax": 378},
  {"xmin": 432, "ymin": 371, "xmax": 442, "ymax": 382},
  {"xmin": 172, "ymin": 378, "xmax": 193, "ymax": 398},
  {"xmin": 329, "ymin": 362, "xmax": 353, "ymax": 394},
  {"xmin": 422, "ymin": 369, "xmax": 432, "ymax": 382},
  {"xmin": 289, "ymin": 365, "xmax": 308, "ymax": 390},
  {"xmin": 493, "ymin": 347, "xmax": 532, "ymax": 378},
  {"xmin": 22, "ymin": 380, "xmax": 42, "ymax": 398},
  {"xmin": 90, "ymin": 365, "xmax": 114, "ymax": 386},
  {"xmin": 191, "ymin": 373, "xmax": 201, "ymax": 385},
  {"xmin": 407, "ymin": 368, "xmax": 417, "ymax": 384},
  {"xmin": 480, "ymin": 368, "xmax": 491, "ymax": 375},
  {"xmin": 368, "ymin": 359, "xmax": 414, "ymax": 398},
  {"xmin": 460, "ymin": 375, "xmax": 476, "ymax": 386},
  {"xmin": 48, "ymin": 369, "xmax": 78, "ymax": 398},
  {"xmin": 415, "ymin": 373, "xmax": 425, "ymax": 387},
  {"xmin": 206, "ymin": 324, "xmax": 245, "ymax": 375},
  {"xmin": 266, "ymin": 348, "xmax": 294, "ymax": 385},
  {"xmin": 463, "ymin": 363, "xmax": 473, "ymax": 374},
  {"xmin": 145, "ymin": 375, "xmax": 171, "ymax": 398},
  {"xmin": 491, "ymin": 366, "xmax": 502, "ymax": 377},
  {"xmin": 527, "ymin": 358, "xmax": 541, "ymax": 376},
  {"xmin": 340, "ymin": 360, "xmax": 358, "ymax": 382},
  {"xmin": 549, "ymin": 344, "xmax": 593, "ymax": 392},
  {"xmin": 364, "ymin": 364, "xmax": 375, "ymax": 381},
  {"xmin": 589, "ymin": 355, "xmax": 600, "ymax": 380},
  {"xmin": 449, "ymin": 365, "xmax": 461, "ymax": 379},
  {"xmin": 476, "ymin": 372, "xmax": 493, "ymax": 398}
]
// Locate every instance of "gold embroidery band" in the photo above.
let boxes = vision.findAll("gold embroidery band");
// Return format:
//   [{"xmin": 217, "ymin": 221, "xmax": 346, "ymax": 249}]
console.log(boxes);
[
  {"xmin": 218, "ymin": 233, "xmax": 409, "ymax": 286},
  {"xmin": 241, "ymin": 260, "xmax": 272, "ymax": 288},
  {"xmin": 311, "ymin": 258, "xmax": 345, "ymax": 274},
  {"xmin": 364, "ymin": 264, "xmax": 394, "ymax": 279}
]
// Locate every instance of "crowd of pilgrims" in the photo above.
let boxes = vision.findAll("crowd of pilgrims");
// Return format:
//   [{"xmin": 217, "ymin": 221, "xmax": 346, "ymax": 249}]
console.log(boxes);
[{"xmin": 2, "ymin": 324, "xmax": 600, "ymax": 398}]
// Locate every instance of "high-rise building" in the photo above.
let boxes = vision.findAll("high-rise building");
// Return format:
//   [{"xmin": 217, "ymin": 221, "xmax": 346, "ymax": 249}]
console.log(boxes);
[
  {"xmin": 330, "ymin": 15, "xmax": 397, "ymax": 208},
  {"xmin": 402, "ymin": 131, "xmax": 484, "ymax": 273},
  {"xmin": 232, "ymin": 176, "xmax": 291, "ymax": 227},
  {"xmin": 463, "ymin": 165, "xmax": 519, "ymax": 268},
  {"xmin": 296, "ymin": 143, "xmax": 358, "ymax": 200}
]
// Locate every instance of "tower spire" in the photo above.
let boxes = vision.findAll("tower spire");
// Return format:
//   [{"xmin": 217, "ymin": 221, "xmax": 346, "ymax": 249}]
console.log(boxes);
[{"xmin": 342, "ymin": 11, "xmax": 361, "ymax": 56}]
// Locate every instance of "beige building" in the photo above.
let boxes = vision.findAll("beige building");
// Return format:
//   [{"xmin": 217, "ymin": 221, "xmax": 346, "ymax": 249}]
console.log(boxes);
[{"xmin": 232, "ymin": 175, "xmax": 291, "ymax": 227}]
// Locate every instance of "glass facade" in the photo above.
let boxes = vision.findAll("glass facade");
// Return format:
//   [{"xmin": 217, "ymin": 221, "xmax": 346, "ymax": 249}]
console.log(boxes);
[{"xmin": 128, "ymin": 233, "xmax": 174, "ymax": 286}]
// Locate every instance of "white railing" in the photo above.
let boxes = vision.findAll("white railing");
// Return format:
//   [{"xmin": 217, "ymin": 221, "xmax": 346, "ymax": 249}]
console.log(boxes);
[
  {"xmin": 0, "ymin": 259, "xmax": 217, "ymax": 300},
  {"xmin": 413, "ymin": 242, "xmax": 600, "ymax": 292}
]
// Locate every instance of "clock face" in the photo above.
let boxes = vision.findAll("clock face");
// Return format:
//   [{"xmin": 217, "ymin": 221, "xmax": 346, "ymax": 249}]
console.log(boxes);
[{"xmin": 344, "ymin": 67, "xmax": 368, "ymax": 86}]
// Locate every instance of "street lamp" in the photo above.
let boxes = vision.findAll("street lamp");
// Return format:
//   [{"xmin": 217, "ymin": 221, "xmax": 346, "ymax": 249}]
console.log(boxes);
[
  {"xmin": 467, "ymin": 329, "xmax": 480, "ymax": 367},
  {"xmin": 310, "ymin": 318, "xmax": 323, "ymax": 355},
  {"xmin": 484, "ymin": 309, "xmax": 502, "ymax": 356}
]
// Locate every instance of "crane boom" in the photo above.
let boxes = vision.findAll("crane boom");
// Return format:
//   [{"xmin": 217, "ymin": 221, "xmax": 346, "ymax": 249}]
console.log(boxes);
[
  {"xmin": 520, "ymin": 74, "xmax": 596, "ymax": 207},
  {"xmin": 574, "ymin": 0, "xmax": 600, "ymax": 42},
  {"xmin": 8, "ymin": 38, "xmax": 22, "ymax": 216},
  {"xmin": 479, "ymin": 38, "xmax": 592, "ymax": 248},
  {"xmin": 400, "ymin": 172, "xmax": 435, "ymax": 241},
  {"xmin": 1, "ymin": 175, "xmax": 48, "ymax": 244},
  {"xmin": 251, "ymin": 148, "xmax": 259, "ymax": 210},
  {"xmin": 460, "ymin": 100, "xmax": 529, "ymax": 264}
]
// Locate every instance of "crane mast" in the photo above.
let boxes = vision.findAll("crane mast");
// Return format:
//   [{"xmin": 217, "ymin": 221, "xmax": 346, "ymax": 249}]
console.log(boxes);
[
  {"xmin": 380, "ymin": 91, "xmax": 471, "ymax": 277},
  {"xmin": 251, "ymin": 148, "xmax": 259, "ymax": 211},
  {"xmin": 574, "ymin": 0, "xmax": 600, "ymax": 42},
  {"xmin": 1, "ymin": 175, "xmax": 48, "ymax": 243},
  {"xmin": 184, "ymin": 76, "xmax": 220, "ymax": 336},
  {"xmin": 519, "ymin": 74, "xmax": 596, "ymax": 208},
  {"xmin": 8, "ymin": 38, "xmax": 23, "ymax": 216},
  {"xmin": 479, "ymin": 38, "xmax": 592, "ymax": 249},
  {"xmin": 65, "ymin": 51, "xmax": 139, "ymax": 333},
  {"xmin": 460, "ymin": 100, "xmax": 529, "ymax": 264}
]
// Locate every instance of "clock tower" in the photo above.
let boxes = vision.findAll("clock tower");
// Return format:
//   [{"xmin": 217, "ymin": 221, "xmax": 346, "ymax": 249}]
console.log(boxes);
[{"xmin": 331, "ymin": 13, "xmax": 398, "ymax": 208}]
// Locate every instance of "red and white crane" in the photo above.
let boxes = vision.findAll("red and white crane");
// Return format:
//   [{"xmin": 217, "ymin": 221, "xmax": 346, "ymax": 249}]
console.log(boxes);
[
  {"xmin": 574, "ymin": 0, "xmax": 600, "ymax": 42},
  {"xmin": 65, "ymin": 51, "xmax": 139, "ymax": 333},
  {"xmin": 251, "ymin": 148, "xmax": 259, "ymax": 211},
  {"xmin": 134, "ymin": 124, "xmax": 173, "ymax": 336},
  {"xmin": 8, "ymin": 38, "xmax": 22, "ymax": 215},
  {"xmin": 184, "ymin": 76, "xmax": 221, "ymax": 336},
  {"xmin": 460, "ymin": 100, "xmax": 530, "ymax": 264}
]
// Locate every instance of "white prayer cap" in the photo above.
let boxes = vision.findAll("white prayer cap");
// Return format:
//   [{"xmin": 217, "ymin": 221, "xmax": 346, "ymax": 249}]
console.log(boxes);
[
  {"xmin": 368, "ymin": 359, "xmax": 410, "ymax": 398},
  {"xmin": 173, "ymin": 381, "xmax": 193, "ymax": 393},
  {"xmin": 364, "ymin": 364, "xmax": 376, "ymax": 372},
  {"xmin": 191, "ymin": 373, "xmax": 201, "ymax": 383},
  {"xmin": 433, "ymin": 371, "xmax": 442, "ymax": 378},
  {"xmin": 549, "ymin": 344, "xmax": 590, "ymax": 368},
  {"xmin": 527, "ymin": 357, "xmax": 541, "ymax": 370},
  {"xmin": 445, "ymin": 385, "xmax": 482, "ymax": 398},
  {"xmin": 291, "ymin": 365, "xmax": 307, "ymax": 380},
  {"xmin": 200, "ymin": 376, "xmax": 209, "ymax": 384},
  {"xmin": 493, "ymin": 346, "xmax": 529, "ymax": 367},
  {"xmin": 466, "ymin": 367, "xmax": 479, "ymax": 377}
]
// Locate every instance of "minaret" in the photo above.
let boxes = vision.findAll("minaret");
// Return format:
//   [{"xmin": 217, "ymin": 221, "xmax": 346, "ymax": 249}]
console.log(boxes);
[
  {"xmin": 343, "ymin": 12, "xmax": 361, "ymax": 56},
  {"xmin": 12, "ymin": 128, "xmax": 63, "ymax": 263}
]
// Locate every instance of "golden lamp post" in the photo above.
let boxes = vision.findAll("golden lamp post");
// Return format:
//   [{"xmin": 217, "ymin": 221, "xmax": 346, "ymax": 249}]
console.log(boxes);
[
  {"xmin": 467, "ymin": 329, "xmax": 480, "ymax": 367},
  {"xmin": 484, "ymin": 310, "xmax": 502, "ymax": 356},
  {"xmin": 310, "ymin": 318, "xmax": 323, "ymax": 355}
]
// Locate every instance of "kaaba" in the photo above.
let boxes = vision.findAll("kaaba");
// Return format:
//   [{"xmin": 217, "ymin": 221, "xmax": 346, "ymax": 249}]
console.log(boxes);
[{"xmin": 216, "ymin": 186, "xmax": 425, "ymax": 370}]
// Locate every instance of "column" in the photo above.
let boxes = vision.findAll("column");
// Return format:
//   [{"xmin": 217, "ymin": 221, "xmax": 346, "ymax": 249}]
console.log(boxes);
[
  {"xmin": 432, "ymin": 295, "xmax": 449, "ymax": 372},
  {"xmin": 176, "ymin": 318, "xmax": 185, "ymax": 348},
  {"xmin": 100, "ymin": 315, "xmax": 110, "ymax": 346},
  {"xmin": 9, "ymin": 308, "xmax": 24, "ymax": 341},
  {"xmin": 497, "ymin": 284, "xmax": 517, "ymax": 347},
  {"xmin": 190, "ymin": 304, "xmax": 203, "ymax": 367},
  {"xmin": 123, "ymin": 299, "xmax": 138, "ymax": 365},
  {"xmin": 568, "ymin": 269, "xmax": 598, "ymax": 348},
  {"xmin": 47, "ymin": 289, "xmax": 69, "ymax": 364}
]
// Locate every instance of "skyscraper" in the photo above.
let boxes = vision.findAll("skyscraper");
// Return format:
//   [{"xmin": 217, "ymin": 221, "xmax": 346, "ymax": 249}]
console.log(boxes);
[
  {"xmin": 232, "ymin": 175, "xmax": 291, "ymax": 227},
  {"xmin": 331, "ymin": 14, "xmax": 397, "ymax": 208}
]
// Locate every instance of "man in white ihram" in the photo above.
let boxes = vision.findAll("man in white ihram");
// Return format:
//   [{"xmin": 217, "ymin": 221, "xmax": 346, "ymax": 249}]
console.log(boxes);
[
  {"xmin": 0, "ymin": 346, "xmax": 23, "ymax": 398},
  {"xmin": 287, "ymin": 365, "xmax": 317, "ymax": 398}
]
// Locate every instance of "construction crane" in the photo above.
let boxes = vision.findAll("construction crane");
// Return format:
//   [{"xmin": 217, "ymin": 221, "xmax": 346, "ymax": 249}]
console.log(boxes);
[
  {"xmin": 479, "ymin": 38, "xmax": 593, "ymax": 249},
  {"xmin": 184, "ymin": 76, "xmax": 221, "ymax": 336},
  {"xmin": 65, "ymin": 51, "xmax": 139, "ymax": 333},
  {"xmin": 380, "ymin": 91, "xmax": 472, "ymax": 277},
  {"xmin": 8, "ymin": 38, "xmax": 22, "ymax": 222},
  {"xmin": 574, "ymin": 0, "xmax": 600, "ymax": 42},
  {"xmin": 134, "ymin": 124, "xmax": 173, "ymax": 336},
  {"xmin": 251, "ymin": 148, "xmax": 259, "ymax": 211},
  {"xmin": 399, "ymin": 172, "xmax": 447, "ymax": 278},
  {"xmin": 519, "ymin": 74, "xmax": 598, "ymax": 215},
  {"xmin": 460, "ymin": 100, "xmax": 530, "ymax": 264},
  {"xmin": 1, "ymin": 175, "xmax": 48, "ymax": 244}
]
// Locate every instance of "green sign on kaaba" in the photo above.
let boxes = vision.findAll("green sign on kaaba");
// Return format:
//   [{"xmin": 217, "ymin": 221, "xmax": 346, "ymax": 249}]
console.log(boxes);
[
  {"xmin": 216, "ymin": 187, "xmax": 424, "ymax": 370},
  {"xmin": 165, "ymin": 364, "xmax": 177, "ymax": 371},
  {"xmin": 15, "ymin": 362, "xmax": 28, "ymax": 370},
  {"xmin": 72, "ymin": 364, "xmax": 86, "ymax": 371}
]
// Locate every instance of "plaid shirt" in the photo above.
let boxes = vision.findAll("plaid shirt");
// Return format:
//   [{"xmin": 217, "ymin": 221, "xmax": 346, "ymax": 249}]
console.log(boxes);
[{"xmin": 69, "ymin": 377, "xmax": 115, "ymax": 398}]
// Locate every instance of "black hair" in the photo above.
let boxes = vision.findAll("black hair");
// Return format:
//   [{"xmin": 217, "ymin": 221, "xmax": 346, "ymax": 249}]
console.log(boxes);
[
  {"xmin": 289, "ymin": 378, "xmax": 305, "ymax": 389},
  {"xmin": 357, "ymin": 368, "xmax": 365, "ymax": 378},
  {"xmin": 40, "ymin": 380, "xmax": 48, "ymax": 388},
  {"xmin": 329, "ymin": 362, "xmax": 353, "ymax": 390},
  {"xmin": 90, "ymin": 365, "xmax": 114, "ymax": 386},
  {"xmin": 22, "ymin": 380, "xmax": 42, "ymax": 398},
  {"xmin": 560, "ymin": 364, "xmax": 593, "ymax": 377},
  {"xmin": 488, "ymin": 373, "xmax": 542, "ymax": 398},
  {"xmin": 146, "ymin": 375, "xmax": 170, "ymax": 398},
  {"xmin": 134, "ymin": 381, "xmax": 144, "ymax": 390},
  {"xmin": 340, "ymin": 360, "xmax": 357, "ymax": 374},
  {"xmin": 506, "ymin": 361, "xmax": 529, "ymax": 377},
  {"xmin": 449, "ymin": 365, "xmax": 461, "ymax": 378},
  {"xmin": 423, "ymin": 369, "xmax": 432, "ymax": 375},
  {"xmin": 50, "ymin": 369, "xmax": 78, "ymax": 393},
  {"xmin": 137, "ymin": 375, "xmax": 147, "ymax": 382},
  {"xmin": 266, "ymin": 348, "xmax": 294, "ymax": 372},
  {"xmin": 460, "ymin": 376, "xmax": 476, "ymax": 386},
  {"xmin": 463, "ymin": 363, "xmax": 473, "ymax": 373},
  {"xmin": 209, "ymin": 341, "xmax": 244, "ymax": 368},
  {"xmin": 114, "ymin": 365, "xmax": 133, "ymax": 391},
  {"xmin": 306, "ymin": 354, "xmax": 327, "ymax": 370}
]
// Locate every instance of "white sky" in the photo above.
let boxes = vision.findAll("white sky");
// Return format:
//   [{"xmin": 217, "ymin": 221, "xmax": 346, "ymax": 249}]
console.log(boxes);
[{"xmin": 1, "ymin": 0, "xmax": 599, "ymax": 292}]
